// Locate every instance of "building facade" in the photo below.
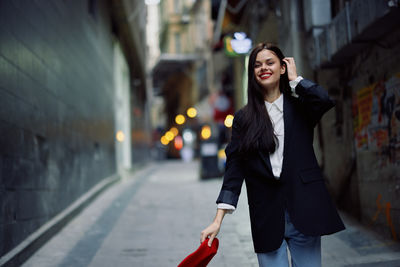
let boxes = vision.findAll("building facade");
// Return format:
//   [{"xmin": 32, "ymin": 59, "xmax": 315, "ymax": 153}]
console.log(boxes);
[
  {"xmin": 153, "ymin": 0, "xmax": 213, "ymax": 124},
  {"xmin": 278, "ymin": 0, "xmax": 400, "ymax": 241},
  {"xmin": 0, "ymin": 0, "xmax": 149, "ymax": 264}
]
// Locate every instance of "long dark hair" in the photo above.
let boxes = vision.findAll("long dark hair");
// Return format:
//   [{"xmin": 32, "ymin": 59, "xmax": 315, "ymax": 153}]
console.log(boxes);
[{"xmin": 239, "ymin": 42, "xmax": 291, "ymax": 153}]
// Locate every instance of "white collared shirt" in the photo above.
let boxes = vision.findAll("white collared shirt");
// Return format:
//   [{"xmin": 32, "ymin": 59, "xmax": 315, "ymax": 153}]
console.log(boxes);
[
  {"xmin": 218, "ymin": 76, "xmax": 303, "ymax": 212},
  {"xmin": 265, "ymin": 94, "xmax": 284, "ymax": 178}
]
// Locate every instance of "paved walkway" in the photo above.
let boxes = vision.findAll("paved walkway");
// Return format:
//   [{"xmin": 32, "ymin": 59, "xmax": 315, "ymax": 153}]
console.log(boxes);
[{"xmin": 22, "ymin": 160, "xmax": 400, "ymax": 266}]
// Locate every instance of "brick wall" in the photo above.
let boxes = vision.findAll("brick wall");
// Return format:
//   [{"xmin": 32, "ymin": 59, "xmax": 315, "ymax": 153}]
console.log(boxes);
[{"xmin": 0, "ymin": 1, "xmax": 116, "ymax": 256}]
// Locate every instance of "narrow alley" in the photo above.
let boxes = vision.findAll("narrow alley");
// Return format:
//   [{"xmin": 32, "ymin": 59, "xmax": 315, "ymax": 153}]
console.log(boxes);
[
  {"xmin": 22, "ymin": 160, "xmax": 400, "ymax": 267},
  {"xmin": 1, "ymin": 1, "xmax": 400, "ymax": 266}
]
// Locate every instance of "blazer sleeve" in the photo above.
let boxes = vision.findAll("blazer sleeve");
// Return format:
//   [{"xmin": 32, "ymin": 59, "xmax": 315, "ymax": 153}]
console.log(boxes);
[
  {"xmin": 216, "ymin": 111, "xmax": 245, "ymax": 208},
  {"xmin": 294, "ymin": 78, "xmax": 335, "ymax": 127}
]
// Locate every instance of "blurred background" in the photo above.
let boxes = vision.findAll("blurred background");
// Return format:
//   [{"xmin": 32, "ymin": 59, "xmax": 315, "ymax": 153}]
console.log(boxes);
[{"xmin": 0, "ymin": 0, "xmax": 400, "ymax": 265}]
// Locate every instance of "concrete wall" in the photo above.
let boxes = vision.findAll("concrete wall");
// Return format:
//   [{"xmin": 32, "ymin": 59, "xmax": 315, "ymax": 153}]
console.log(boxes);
[
  {"xmin": 0, "ymin": 1, "xmax": 116, "ymax": 256},
  {"xmin": 316, "ymin": 69, "xmax": 360, "ymax": 217},
  {"xmin": 319, "ymin": 27, "xmax": 400, "ymax": 240}
]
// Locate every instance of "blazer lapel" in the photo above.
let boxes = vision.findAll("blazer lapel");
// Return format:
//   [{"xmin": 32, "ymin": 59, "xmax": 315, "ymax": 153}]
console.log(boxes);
[
  {"xmin": 283, "ymin": 94, "xmax": 295, "ymax": 165},
  {"xmin": 258, "ymin": 149, "xmax": 273, "ymax": 176}
]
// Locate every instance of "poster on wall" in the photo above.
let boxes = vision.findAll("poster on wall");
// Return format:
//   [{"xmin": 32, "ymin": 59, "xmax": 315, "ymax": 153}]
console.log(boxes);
[{"xmin": 353, "ymin": 73, "xmax": 400, "ymax": 166}]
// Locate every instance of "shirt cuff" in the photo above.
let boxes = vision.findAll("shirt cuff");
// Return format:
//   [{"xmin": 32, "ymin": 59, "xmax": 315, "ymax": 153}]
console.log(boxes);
[
  {"xmin": 289, "ymin": 76, "xmax": 303, "ymax": 98},
  {"xmin": 217, "ymin": 203, "xmax": 236, "ymax": 214}
]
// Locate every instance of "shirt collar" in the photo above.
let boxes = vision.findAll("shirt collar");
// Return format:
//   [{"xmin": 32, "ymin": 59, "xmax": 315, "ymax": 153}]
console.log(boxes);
[{"xmin": 265, "ymin": 93, "xmax": 283, "ymax": 113}]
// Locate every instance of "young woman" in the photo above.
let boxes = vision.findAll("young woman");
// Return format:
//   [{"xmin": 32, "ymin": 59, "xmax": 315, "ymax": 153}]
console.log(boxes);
[{"xmin": 200, "ymin": 43, "xmax": 345, "ymax": 267}]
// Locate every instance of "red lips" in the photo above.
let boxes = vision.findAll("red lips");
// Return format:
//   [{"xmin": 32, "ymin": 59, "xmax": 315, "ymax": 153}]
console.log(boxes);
[{"xmin": 259, "ymin": 72, "xmax": 272, "ymax": 80}]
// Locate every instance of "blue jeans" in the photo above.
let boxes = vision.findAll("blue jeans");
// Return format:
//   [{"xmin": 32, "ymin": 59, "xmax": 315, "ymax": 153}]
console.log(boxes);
[{"xmin": 257, "ymin": 211, "xmax": 321, "ymax": 267}]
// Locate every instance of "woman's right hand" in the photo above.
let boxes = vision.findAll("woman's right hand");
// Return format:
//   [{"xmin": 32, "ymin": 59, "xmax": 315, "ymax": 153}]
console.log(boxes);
[{"xmin": 200, "ymin": 221, "xmax": 221, "ymax": 247}]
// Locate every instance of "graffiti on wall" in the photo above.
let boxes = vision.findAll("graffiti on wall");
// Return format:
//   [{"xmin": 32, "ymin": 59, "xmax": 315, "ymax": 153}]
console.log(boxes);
[
  {"xmin": 353, "ymin": 73, "xmax": 400, "ymax": 166},
  {"xmin": 371, "ymin": 194, "xmax": 398, "ymax": 241}
]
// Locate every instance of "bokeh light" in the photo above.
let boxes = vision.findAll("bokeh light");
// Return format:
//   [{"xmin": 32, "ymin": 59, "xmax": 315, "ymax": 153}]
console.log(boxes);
[
  {"xmin": 187, "ymin": 107, "xmax": 197, "ymax": 118},
  {"xmin": 201, "ymin": 125, "xmax": 211, "ymax": 140},
  {"xmin": 170, "ymin": 127, "xmax": 179, "ymax": 136},
  {"xmin": 165, "ymin": 131, "xmax": 174, "ymax": 141},
  {"xmin": 160, "ymin": 136, "xmax": 169, "ymax": 145},
  {"xmin": 218, "ymin": 148, "xmax": 226, "ymax": 159},
  {"xmin": 174, "ymin": 136, "xmax": 183, "ymax": 150},
  {"xmin": 224, "ymin": 114, "xmax": 234, "ymax": 128},
  {"xmin": 183, "ymin": 130, "xmax": 194, "ymax": 144},
  {"xmin": 175, "ymin": 114, "xmax": 186, "ymax": 125},
  {"xmin": 116, "ymin": 130, "xmax": 125, "ymax": 142}
]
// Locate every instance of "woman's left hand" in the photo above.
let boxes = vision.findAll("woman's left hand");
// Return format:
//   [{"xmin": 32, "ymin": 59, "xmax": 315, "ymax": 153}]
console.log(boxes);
[{"xmin": 283, "ymin": 57, "xmax": 298, "ymax": 81}]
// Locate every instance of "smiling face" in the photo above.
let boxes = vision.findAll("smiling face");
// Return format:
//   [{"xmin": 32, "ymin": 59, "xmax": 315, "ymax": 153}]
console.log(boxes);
[{"xmin": 254, "ymin": 49, "xmax": 286, "ymax": 91}]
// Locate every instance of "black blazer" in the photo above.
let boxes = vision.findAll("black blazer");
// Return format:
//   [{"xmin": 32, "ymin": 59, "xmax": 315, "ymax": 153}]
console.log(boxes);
[{"xmin": 216, "ymin": 78, "xmax": 345, "ymax": 253}]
